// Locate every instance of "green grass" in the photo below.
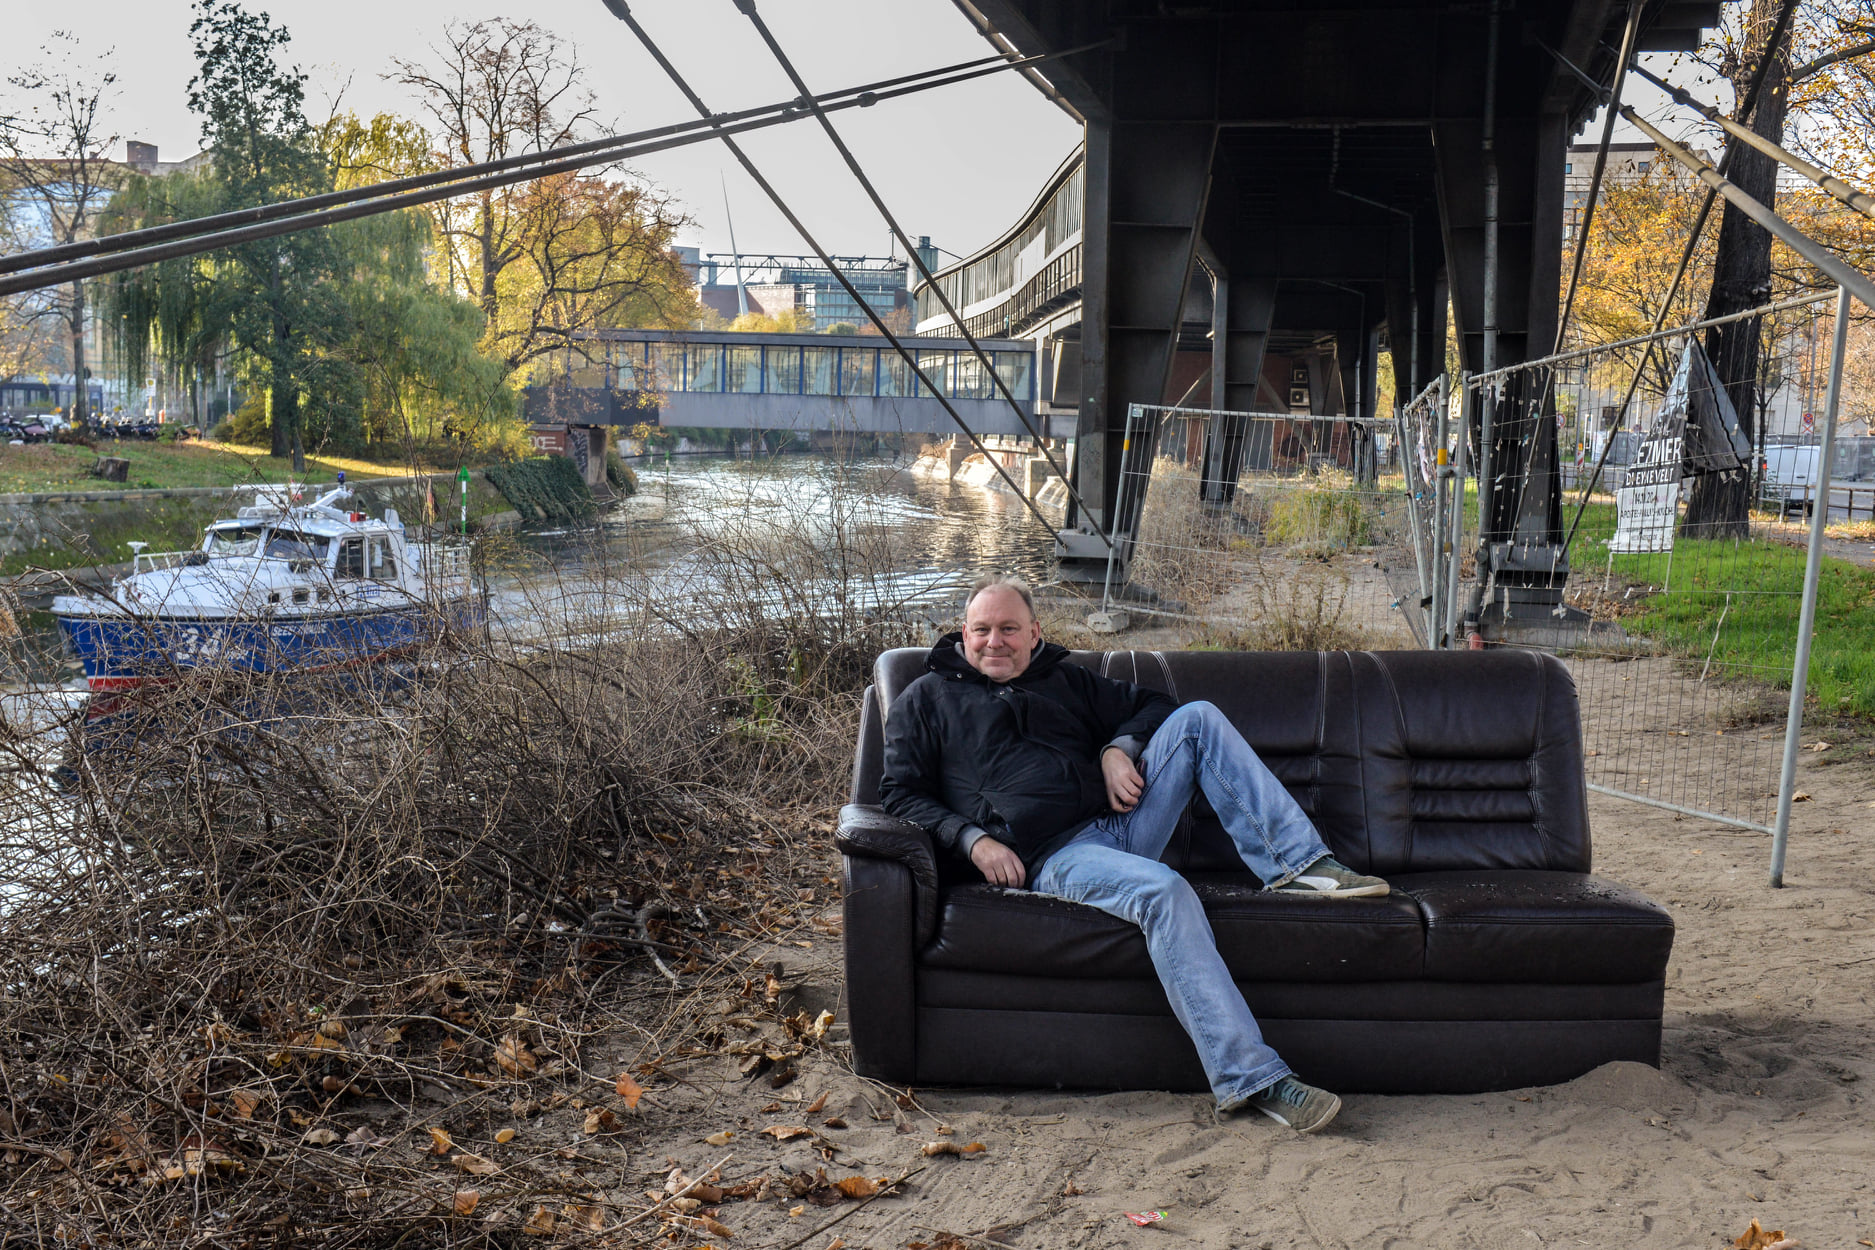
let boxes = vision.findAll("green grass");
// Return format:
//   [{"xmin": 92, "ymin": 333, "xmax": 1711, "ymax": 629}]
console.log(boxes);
[
  {"xmin": 1567, "ymin": 497, "xmax": 1875, "ymax": 717},
  {"xmin": 0, "ymin": 439, "xmax": 451, "ymax": 495}
]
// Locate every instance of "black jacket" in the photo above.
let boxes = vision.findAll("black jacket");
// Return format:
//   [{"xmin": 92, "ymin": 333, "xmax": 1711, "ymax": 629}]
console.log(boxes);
[{"xmin": 878, "ymin": 635, "xmax": 1176, "ymax": 873}]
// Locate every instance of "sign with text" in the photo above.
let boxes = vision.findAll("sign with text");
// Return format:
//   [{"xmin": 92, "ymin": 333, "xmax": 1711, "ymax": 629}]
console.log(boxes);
[{"xmin": 1609, "ymin": 341, "xmax": 1748, "ymax": 554}]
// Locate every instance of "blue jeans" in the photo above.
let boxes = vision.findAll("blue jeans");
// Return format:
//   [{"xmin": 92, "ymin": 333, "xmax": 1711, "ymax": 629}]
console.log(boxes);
[{"xmin": 1030, "ymin": 701, "xmax": 1333, "ymax": 1106}]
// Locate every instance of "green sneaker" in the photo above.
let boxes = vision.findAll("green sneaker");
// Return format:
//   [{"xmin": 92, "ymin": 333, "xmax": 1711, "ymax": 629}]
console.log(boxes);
[
  {"xmin": 1273, "ymin": 855, "xmax": 1390, "ymax": 899},
  {"xmin": 1240, "ymin": 1076, "xmax": 1342, "ymax": 1132}
]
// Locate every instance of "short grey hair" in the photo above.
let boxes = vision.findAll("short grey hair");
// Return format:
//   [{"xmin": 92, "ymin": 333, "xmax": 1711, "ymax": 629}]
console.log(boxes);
[{"xmin": 965, "ymin": 572, "xmax": 1036, "ymax": 620}]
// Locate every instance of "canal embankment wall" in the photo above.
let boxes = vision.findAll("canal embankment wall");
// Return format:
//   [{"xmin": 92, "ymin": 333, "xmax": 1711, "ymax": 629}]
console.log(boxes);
[{"xmin": 1, "ymin": 472, "xmax": 518, "ymax": 583}]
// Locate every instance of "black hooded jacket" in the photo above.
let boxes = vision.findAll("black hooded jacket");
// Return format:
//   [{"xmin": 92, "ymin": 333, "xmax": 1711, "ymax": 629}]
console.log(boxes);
[{"xmin": 878, "ymin": 634, "xmax": 1176, "ymax": 873}]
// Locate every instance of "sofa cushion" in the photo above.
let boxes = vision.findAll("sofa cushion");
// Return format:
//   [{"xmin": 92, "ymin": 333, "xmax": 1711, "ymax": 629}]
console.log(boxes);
[
  {"xmin": 1392, "ymin": 870, "xmax": 1674, "ymax": 984},
  {"xmin": 919, "ymin": 877, "xmax": 1426, "ymax": 982}
]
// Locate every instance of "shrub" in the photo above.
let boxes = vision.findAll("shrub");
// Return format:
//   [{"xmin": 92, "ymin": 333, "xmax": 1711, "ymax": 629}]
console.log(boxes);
[
  {"xmin": 605, "ymin": 448, "xmax": 638, "ymax": 495},
  {"xmin": 483, "ymin": 454, "xmax": 596, "ymax": 523}
]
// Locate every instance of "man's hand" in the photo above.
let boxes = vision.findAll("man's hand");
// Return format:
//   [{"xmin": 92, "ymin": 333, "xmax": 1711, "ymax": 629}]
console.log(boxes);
[
  {"xmin": 969, "ymin": 835, "xmax": 1027, "ymax": 888},
  {"xmin": 1102, "ymin": 746, "xmax": 1145, "ymax": 813}
]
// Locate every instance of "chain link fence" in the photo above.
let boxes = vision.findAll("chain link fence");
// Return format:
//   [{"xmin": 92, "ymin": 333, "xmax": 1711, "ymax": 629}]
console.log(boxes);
[
  {"xmin": 1099, "ymin": 404, "xmax": 1416, "ymax": 650},
  {"xmin": 1454, "ymin": 289, "xmax": 1860, "ymax": 854}
]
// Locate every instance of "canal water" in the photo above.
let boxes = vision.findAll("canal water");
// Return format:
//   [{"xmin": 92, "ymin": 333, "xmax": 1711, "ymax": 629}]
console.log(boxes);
[{"xmin": 2, "ymin": 453, "xmax": 1062, "ymax": 701}]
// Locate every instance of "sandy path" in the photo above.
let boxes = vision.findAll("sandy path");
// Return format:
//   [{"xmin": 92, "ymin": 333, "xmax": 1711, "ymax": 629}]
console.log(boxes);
[{"xmin": 611, "ymin": 662, "xmax": 1872, "ymax": 1250}]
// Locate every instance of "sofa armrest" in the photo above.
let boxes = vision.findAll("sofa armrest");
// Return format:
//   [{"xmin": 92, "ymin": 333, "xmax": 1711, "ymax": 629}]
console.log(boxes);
[
  {"xmin": 835, "ymin": 804, "xmax": 939, "ymax": 947},
  {"xmin": 842, "ymin": 852, "xmax": 919, "ymax": 1084}
]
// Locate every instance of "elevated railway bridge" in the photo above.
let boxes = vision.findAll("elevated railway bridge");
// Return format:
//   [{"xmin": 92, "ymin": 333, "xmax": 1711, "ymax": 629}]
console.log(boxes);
[{"xmin": 916, "ymin": 0, "xmax": 1725, "ymax": 611}]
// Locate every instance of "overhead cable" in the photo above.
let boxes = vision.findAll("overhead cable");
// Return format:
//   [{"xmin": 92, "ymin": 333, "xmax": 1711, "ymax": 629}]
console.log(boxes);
[
  {"xmin": 1558, "ymin": 0, "xmax": 1802, "ymax": 554},
  {"xmin": 728, "ymin": 0, "xmax": 1101, "ymax": 533},
  {"xmin": 0, "ymin": 43, "xmax": 1098, "ymax": 297},
  {"xmin": 1628, "ymin": 59, "xmax": 1875, "ymax": 220},
  {"xmin": 1554, "ymin": 0, "xmax": 1646, "ymax": 355},
  {"xmin": 598, "ymin": 0, "xmax": 1079, "ymax": 542}
]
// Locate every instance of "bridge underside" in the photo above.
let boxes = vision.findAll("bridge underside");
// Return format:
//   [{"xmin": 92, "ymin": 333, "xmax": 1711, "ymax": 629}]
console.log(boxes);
[{"xmin": 953, "ymin": 0, "xmax": 1719, "ymax": 607}]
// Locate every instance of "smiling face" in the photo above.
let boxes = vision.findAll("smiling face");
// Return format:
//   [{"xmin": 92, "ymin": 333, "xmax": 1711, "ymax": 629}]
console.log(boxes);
[{"xmin": 962, "ymin": 584, "xmax": 1042, "ymax": 682}]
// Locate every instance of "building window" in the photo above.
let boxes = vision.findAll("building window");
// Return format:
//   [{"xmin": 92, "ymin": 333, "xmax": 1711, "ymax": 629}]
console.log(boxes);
[
  {"xmin": 726, "ymin": 345, "xmax": 763, "ymax": 394},
  {"xmin": 1638, "ymin": 161, "xmax": 1650, "ymax": 173},
  {"xmin": 839, "ymin": 347, "xmax": 875, "ymax": 397},
  {"xmin": 994, "ymin": 351, "xmax": 1033, "ymax": 401},
  {"xmin": 917, "ymin": 349, "xmax": 953, "ymax": 398},
  {"xmin": 769, "ymin": 345, "xmax": 802, "ymax": 394},
  {"xmin": 954, "ymin": 352, "xmax": 991, "ymax": 399},
  {"xmin": 878, "ymin": 350, "xmax": 914, "ymax": 397},
  {"xmin": 803, "ymin": 346, "xmax": 838, "ymax": 395},
  {"xmin": 1564, "ymin": 163, "xmax": 1573, "ymax": 174},
  {"xmin": 613, "ymin": 341, "xmax": 651, "ymax": 389},
  {"xmin": 686, "ymin": 344, "xmax": 721, "ymax": 392}
]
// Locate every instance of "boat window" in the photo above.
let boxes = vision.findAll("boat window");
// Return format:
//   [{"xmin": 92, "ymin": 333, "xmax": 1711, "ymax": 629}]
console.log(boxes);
[
  {"xmin": 264, "ymin": 530, "xmax": 330, "ymax": 560},
  {"xmin": 335, "ymin": 538, "xmax": 365, "ymax": 578},
  {"xmin": 366, "ymin": 537, "xmax": 398, "ymax": 581},
  {"xmin": 204, "ymin": 525, "xmax": 265, "ymax": 556}
]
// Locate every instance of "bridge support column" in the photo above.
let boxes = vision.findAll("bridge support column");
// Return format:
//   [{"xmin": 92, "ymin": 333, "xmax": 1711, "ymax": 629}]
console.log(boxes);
[{"xmin": 1061, "ymin": 105, "xmax": 1217, "ymax": 580}]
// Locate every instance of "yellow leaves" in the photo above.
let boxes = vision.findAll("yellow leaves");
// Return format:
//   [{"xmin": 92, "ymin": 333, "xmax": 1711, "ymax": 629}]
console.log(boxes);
[
  {"xmin": 834, "ymin": 1175, "xmax": 885, "ymax": 1199},
  {"xmin": 615, "ymin": 1072, "xmax": 644, "ymax": 1108},
  {"xmin": 704, "ymin": 1130, "xmax": 735, "ymax": 1147},
  {"xmin": 761, "ymin": 1125, "xmax": 813, "ymax": 1141},
  {"xmin": 920, "ymin": 1141, "xmax": 987, "ymax": 1157},
  {"xmin": 1733, "ymin": 1219, "xmax": 1800, "ymax": 1250},
  {"xmin": 494, "ymin": 1128, "xmax": 516, "ymax": 1144},
  {"xmin": 425, "ymin": 1128, "xmax": 454, "ymax": 1156},
  {"xmin": 523, "ymin": 1205, "xmax": 557, "ymax": 1236},
  {"xmin": 493, "ymin": 1034, "xmax": 538, "ymax": 1077},
  {"xmin": 453, "ymin": 1152, "xmax": 499, "ymax": 1176}
]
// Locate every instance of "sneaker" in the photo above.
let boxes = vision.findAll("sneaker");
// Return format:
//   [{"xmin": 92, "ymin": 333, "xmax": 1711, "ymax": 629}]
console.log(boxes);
[
  {"xmin": 1273, "ymin": 855, "xmax": 1390, "ymax": 899},
  {"xmin": 1237, "ymin": 1076, "xmax": 1343, "ymax": 1133}
]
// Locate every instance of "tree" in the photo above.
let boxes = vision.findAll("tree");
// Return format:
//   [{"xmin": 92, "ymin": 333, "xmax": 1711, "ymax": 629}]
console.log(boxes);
[
  {"xmin": 184, "ymin": 0, "xmax": 349, "ymax": 470},
  {"xmin": 388, "ymin": 19, "xmax": 697, "ymax": 379},
  {"xmin": 0, "ymin": 32, "xmax": 122, "ymax": 426},
  {"xmin": 1682, "ymin": 0, "xmax": 1875, "ymax": 537}
]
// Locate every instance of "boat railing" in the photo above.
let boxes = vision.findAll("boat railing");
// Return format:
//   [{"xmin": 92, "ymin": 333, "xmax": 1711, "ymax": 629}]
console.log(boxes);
[{"xmin": 414, "ymin": 539, "xmax": 476, "ymax": 594}]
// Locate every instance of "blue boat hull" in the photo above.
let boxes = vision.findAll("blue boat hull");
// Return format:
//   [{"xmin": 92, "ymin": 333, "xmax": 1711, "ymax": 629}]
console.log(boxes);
[{"xmin": 57, "ymin": 595, "xmax": 485, "ymax": 692}]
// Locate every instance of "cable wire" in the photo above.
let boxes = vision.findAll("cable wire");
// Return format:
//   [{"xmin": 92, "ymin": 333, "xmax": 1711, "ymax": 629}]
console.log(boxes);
[
  {"xmin": 599, "ymin": 0, "xmax": 1074, "ymax": 541},
  {"xmin": 0, "ymin": 44, "xmax": 1095, "ymax": 296},
  {"xmin": 730, "ymin": 0, "xmax": 1101, "ymax": 534}
]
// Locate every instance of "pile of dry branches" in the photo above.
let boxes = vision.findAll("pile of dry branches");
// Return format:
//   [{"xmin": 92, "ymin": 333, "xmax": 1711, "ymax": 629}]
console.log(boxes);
[{"xmin": 0, "ymin": 484, "xmax": 925, "ymax": 1244}]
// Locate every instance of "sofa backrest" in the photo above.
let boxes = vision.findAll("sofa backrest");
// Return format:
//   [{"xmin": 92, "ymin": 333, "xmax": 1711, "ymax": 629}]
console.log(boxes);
[{"xmin": 861, "ymin": 646, "xmax": 1589, "ymax": 877}]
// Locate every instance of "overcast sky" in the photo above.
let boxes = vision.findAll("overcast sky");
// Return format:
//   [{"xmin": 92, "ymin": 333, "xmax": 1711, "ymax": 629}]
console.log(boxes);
[
  {"xmin": 8, "ymin": 0, "xmax": 1084, "ymax": 264},
  {"xmin": 10, "ymin": 3, "xmax": 1712, "ymax": 266}
]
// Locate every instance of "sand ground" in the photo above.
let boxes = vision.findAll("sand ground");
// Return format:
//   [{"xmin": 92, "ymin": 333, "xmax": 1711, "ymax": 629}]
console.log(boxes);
[{"xmin": 600, "ymin": 646, "xmax": 1874, "ymax": 1250}]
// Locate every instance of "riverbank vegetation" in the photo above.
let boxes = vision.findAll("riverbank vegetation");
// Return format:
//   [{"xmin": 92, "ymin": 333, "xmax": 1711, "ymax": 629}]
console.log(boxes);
[
  {"xmin": 0, "ymin": 437, "xmax": 463, "ymax": 495},
  {"xmin": 0, "ymin": 481, "xmax": 927, "ymax": 1244}
]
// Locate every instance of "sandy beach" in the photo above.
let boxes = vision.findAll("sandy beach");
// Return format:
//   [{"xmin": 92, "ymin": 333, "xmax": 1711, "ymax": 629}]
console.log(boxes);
[{"xmin": 604, "ymin": 656, "xmax": 1874, "ymax": 1250}]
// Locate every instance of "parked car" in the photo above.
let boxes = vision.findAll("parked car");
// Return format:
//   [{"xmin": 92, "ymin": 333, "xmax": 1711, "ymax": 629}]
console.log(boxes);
[
  {"xmin": 1760, "ymin": 443, "xmax": 1821, "ymax": 517},
  {"xmin": 1832, "ymin": 435, "xmax": 1875, "ymax": 483}
]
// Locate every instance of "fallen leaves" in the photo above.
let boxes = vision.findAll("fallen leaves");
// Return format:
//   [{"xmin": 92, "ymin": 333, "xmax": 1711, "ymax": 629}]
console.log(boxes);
[
  {"xmin": 493, "ymin": 1034, "xmax": 538, "ymax": 1078},
  {"xmin": 452, "ymin": 1152, "xmax": 498, "ymax": 1176},
  {"xmin": 1733, "ymin": 1218, "xmax": 1801, "ymax": 1250},
  {"xmin": 705, "ymin": 1130, "xmax": 735, "ymax": 1147},
  {"xmin": 920, "ymin": 1141, "xmax": 987, "ymax": 1157},
  {"xmin": 615, "ymin": 1072, "xmax": 645, "ymax": 1108},
  {"xmin": 452, "ymin": 1189, "xmax": 480, "ymax": 1217},
  {"xmin": 582, "ymin": 1108, "xmax": 621, "ymax": 1135},
  {"xmin": 424, "ymin": 1128, "xmax": 454, "ymax": 1156},
  {"xmin": 761, "ymin": 1125, "xmax": 814, "ymax": 1141}
]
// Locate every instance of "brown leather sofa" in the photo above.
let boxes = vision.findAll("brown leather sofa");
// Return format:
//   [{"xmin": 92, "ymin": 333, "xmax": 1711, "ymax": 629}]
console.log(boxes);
[{"xmin": 837, "ymin": 648, "xmax": 1676, "ymax": 1095}]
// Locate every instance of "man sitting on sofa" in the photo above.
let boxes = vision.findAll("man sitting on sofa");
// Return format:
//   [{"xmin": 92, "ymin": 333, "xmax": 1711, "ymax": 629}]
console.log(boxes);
[{"xmin": 878, "ymin": 573, "xmax": 1389, "ymax": 1133}]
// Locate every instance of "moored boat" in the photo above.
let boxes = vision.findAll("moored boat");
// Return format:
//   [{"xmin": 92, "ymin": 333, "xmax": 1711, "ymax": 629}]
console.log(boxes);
[{"xmin": 52, "ymin": 484, "xmax": 484, "ymax": 692}]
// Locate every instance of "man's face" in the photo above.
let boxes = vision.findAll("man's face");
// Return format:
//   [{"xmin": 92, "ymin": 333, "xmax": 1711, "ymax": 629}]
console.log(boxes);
[{"xmin": 962, "ymin": 585, "xmax": 1042, "ymax": 682}]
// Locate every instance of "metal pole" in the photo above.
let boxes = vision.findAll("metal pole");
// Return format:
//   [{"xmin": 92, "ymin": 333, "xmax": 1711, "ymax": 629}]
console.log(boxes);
[
  {"xmin": 1431, "ymin": 379, "xmax": 1450, "ymax": 647},
  {"xmin": 1770, "ymin": 286, "xmax": 1849, "ymax": 888},
  {"xmin": 1447, "ymin": 375, "xmax": 1469, "ymax": 646},
  {"xmin": 1100, "ymin": 404, "xmax": 1143, "ymax": 614}
]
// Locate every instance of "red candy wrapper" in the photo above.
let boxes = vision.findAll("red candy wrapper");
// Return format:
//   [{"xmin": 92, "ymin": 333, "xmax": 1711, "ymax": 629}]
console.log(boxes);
[{"xmin": 1124, "ymin": 1210, "xmax": 1169, "ymax": 1226}]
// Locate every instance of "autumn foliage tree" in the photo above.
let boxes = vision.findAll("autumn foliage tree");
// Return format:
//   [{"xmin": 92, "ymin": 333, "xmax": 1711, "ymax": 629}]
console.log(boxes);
[{"xmin": 388, "ymin": 19, "xmax": 697, "ymax": 382}]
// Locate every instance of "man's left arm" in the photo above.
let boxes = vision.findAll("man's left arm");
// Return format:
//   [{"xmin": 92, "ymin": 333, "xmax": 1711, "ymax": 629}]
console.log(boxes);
[{"xmin": 1080, "ymin": 670, "xmax": 1177, "ymax": 812}]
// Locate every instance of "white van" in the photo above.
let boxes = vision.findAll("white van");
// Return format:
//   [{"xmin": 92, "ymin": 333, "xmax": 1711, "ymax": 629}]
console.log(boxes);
[{"xmin": 1759, "ymin": 444, "xmax": 1821, "ymax": 517}]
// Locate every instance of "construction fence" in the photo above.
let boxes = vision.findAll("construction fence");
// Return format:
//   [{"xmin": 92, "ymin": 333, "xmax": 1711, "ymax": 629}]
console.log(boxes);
[{"xmin": 1101, "ymin": 290, "xmax": 1862, "ymax": 882}]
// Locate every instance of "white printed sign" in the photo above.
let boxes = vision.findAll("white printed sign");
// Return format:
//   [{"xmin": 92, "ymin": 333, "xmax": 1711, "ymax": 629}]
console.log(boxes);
[{"xmin": 1610, "ymin": 480, "xmax": 1681, "ymax": 552}]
